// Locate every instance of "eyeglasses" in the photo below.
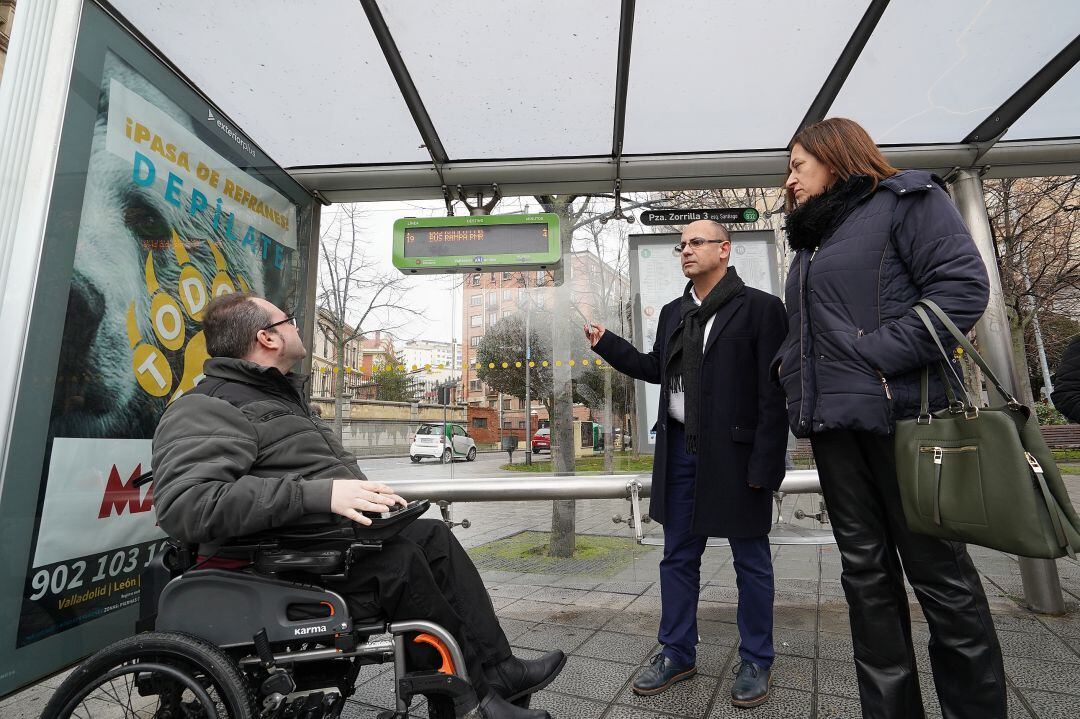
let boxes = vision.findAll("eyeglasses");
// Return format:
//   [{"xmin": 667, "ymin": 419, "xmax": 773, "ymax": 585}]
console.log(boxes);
[
  {"xmin": 672, "ymin": 238, "xmax": 728, "ymax": 256},
  {"xmin": 261, "ymin": 316, "xmax": 297, "ymax": 333}
]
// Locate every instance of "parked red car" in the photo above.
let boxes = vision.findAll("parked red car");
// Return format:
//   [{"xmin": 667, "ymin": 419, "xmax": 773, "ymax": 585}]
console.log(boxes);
[{"xmin": 531, "ymin": 427, "xmax": 550, "ymax": 453}]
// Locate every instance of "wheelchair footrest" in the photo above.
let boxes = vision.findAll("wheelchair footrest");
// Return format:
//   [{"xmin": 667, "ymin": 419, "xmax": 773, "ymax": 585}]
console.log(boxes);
[{"xmin": 398, "ymin": 669, "xmax": 476, "ymax": 705}]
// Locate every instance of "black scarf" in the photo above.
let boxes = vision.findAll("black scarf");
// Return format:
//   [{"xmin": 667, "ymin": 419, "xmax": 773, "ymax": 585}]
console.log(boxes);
[
  {"xmin": 665, "ymin": 267, "xmax": 744, "ymax": 453},
  {"xmin": 785, "ymin": 174, "xmax": 874, "ymax": 251}
]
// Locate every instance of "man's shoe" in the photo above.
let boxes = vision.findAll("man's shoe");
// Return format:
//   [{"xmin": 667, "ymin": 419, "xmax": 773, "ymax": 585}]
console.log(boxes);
[
  {"xmin": 479, "ymin": 690, "xmax": 552, "ymax": 719},
  {"xmin": 632, "ymin": 653, "xmax": 697, "ymax": 696},
  {"xmin": 484, "ymin": 650, "xmax": 566, "ymax": 702},
  {"xmin": 730, "ymin": 660, "xmax": 771, "ymax": 708}
]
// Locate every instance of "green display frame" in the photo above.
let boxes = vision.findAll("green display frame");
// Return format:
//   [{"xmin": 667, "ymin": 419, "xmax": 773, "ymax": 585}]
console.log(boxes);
[{"xmin": 392, "ymin": 213, "xmax": 561, "ymax": 274}]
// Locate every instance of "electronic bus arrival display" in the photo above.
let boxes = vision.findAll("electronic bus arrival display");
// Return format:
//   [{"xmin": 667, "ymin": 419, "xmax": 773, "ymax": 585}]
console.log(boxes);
[{"xmin": 393, "ymin": 213, "xmax": 561, "ymax": 274}]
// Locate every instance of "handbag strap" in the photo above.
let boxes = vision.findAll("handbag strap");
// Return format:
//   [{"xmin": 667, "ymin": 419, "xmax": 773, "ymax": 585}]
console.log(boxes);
[
  {"xmin": 915, "ymin": 299, "xmax": 1019, "ymax": 406},
  {"xmin": 913, "ymin": 305, "xmax": 977, "ymax": 417},
  {"xmin": 918, "ymin": 363, "xmax": 965, "ymax": 417}
]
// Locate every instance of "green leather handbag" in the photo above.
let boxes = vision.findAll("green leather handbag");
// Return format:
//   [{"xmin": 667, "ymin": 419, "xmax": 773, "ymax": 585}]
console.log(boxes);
[{"xmin": 894, "ymin": 299, "xmax": 1080, "ymax": 559}]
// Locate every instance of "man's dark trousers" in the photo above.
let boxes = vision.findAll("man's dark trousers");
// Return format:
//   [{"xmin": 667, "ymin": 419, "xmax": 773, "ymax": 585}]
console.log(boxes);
[
  {"xmin": 325, "ymin": 518, "xmax": 513, "ymax": 697},
  {"xmin": 659, "ymin": 422, "xmax": 774, "ymax": 669}
]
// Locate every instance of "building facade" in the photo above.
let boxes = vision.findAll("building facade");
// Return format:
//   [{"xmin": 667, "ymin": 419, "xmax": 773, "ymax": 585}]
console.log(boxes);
[
  {"xmin": 0, "ymin": 1, "xmax": 16, "ymax": 82},
  {"xmin": 460, "ymin": 251, "xmax": 628, "ymax": 435}
]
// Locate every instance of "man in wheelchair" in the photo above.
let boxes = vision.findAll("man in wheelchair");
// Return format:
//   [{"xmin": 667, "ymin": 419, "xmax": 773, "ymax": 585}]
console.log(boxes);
[{"xmin": 148, "ymin": 293, "xmax": 565, "ymax": 719}]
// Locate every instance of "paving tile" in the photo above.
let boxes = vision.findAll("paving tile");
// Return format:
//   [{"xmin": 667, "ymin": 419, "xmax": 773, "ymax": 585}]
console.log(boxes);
[
  {"xmin": 574, "ymin": 630, "xmax": 657, "ymax": 665},
  {"xmin": 768, "ymin": 655, "xmax": 814, "ymax": 692},
  {"xmin": 529, "ymin": 586, "xmax": 591, "ymax": 605},
  {"xmin": 707, "ymin": 686, "xmax": 812, "ymax": 718},
  {"xmin": 486, "ymin": 583, "xmax": 547, "ymax": 600},
  {"xmin": 602, "ymin": 612, "xmax": 659, "ymax": 638},
  {"xmin": 816, "ymin": 630, "xmax": 854, "ymax": 661},
  {"xmin": 696, "ymin": 619, "xmax": 742, "ymax": 646},
  {"xmin": 1004, "ymin": 655, "xmax": 1080, "ymax": 695},
  {"xmin": 697, "ymin": 601, "xmax": 739, "ymax": 624},
  {"xmin": 774, "ymin": 627, "xmax": 818, "ymax": 659},
  {"xmin": 1038, "ymin": 613, "xmax": 1080, "ymax": 639},
  {"xmin": 547, "ymin": 606, "xmax": 622, "ymax": 630},
  {"xmin": 1018, "ymin": 689, "xmax": 1080, "ymax": 719},
  {"xmin": 773, "ymin": 607, "xmax": 818, "ymax": 631},
  {"xmin": 545, "ymin": 655, "xmax": 634, "ymax": 702},
  {"xmin": 594, "ymin": 580, "xmax": 655, "ymax": 596},
  {"xmin": 996, "ymin": 628, "xmax": 1080, "ymax": 663},
  {"xmin": 531, "ymin": 689, "xmax": 608, "ymax": 719},
  {"xmin": 699, "ymin": 584, "xmax": 741, "ymax": 604},
  {"xmin": 694, "ymin": 642, "xmax": 736, "ymax": 677},
  {"xmin": 512, "ymin": 622, "xmax": 594, "ymax": 654},
  {"xmin": 0, "ymin": 683, "xmax": 52, "ymax": 719},
  {"xmin": 816, "ymin": 691, "xmax": 863, "ymax": 718},
  {"xmin": 624, "ymin": 594, "xmax": 664, "ymax": 614},
  {"xmin": 496, "ymin": 599, "xmax": 567, "ymax": 623},
  {"xmin": 574, "ymin": 590, "xmax": 639, "ymax": 610},
  {"xmin": 496, "ymin": 616, "xmax": 537, "ymax": 642},
  {"xmin": 611, "ymin": 672, "xmax": 719, "ymax": 719},
  {"xmin": 815, "ymin": 658, "xmax": 860, "ymax": 700},
  {"xmin": 549, "ymin": 576, "xmax": 603, "ymax": 590},
  {"xmin": 817, "ymin": 609, "xmax": 851, "ymax": 634},
  {"xmin": 602, "ymin": 705, "xmax": 686, "ymax": 719}
]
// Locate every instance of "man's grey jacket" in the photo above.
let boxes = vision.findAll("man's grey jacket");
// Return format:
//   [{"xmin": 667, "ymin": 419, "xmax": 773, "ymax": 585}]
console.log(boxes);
[{"xmin": 152, "ymin": 357, "xmax": 366, "ymax": 549}]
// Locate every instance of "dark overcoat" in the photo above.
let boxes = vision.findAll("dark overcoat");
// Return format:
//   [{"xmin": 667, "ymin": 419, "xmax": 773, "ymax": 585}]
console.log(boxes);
[{"xmin": 592, "ymin": 285, "xmax": 788, "ymax": 537}]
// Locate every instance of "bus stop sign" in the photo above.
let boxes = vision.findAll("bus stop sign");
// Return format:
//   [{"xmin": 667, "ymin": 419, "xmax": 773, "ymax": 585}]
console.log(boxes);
[{"xmin": 639, "ymin": 208, "xmax": 759, "ymax": 225}]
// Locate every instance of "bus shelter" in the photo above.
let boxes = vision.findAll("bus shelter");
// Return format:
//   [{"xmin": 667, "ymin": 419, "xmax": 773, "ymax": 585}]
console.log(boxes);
[{"xmin": 1, "ymin": 0, "xmax": 1079, "ymax": 703}]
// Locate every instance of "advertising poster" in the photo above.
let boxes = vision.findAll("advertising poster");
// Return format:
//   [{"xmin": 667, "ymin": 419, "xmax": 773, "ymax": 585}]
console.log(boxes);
[
  {"xmin": 14, "ymin": 49, "xmax": 305, "ymax": 649},
  {"xmin": 628, "ymin": 231, "xmax": 780, "ymax": 451}
]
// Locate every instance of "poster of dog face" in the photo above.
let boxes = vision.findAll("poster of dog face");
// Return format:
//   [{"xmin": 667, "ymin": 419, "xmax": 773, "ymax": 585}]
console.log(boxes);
[{"xmin": 15, "ymin": 50, "xmax": 308, "ymax": 648}]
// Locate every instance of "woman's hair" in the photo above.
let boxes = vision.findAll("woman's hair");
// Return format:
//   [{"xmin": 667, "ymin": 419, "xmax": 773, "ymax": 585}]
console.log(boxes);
[{"xmin": 785, "ymin": 117, "xmax": 898, "ymax": 210}]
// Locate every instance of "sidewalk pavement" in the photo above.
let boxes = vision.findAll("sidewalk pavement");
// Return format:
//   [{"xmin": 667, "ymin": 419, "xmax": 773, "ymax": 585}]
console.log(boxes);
[{"xmin": 4, "ymin": 483, "xmax": 1079, "ymax": 718}]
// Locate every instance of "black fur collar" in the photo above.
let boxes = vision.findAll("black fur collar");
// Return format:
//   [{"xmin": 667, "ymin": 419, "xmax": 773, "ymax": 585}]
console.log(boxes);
[{"xmin": 785, "ymin": 175, "xmax": 874, "ymax": 251}]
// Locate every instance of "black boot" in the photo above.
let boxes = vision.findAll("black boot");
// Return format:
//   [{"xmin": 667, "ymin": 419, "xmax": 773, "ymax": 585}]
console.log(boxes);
[
  {"xmin": 479, "ymin": 691, "xmax": 552, "ymax": 719},
  {"xmin": 484, "ymin": 650, "xmax": 566, "ymax": 702}
]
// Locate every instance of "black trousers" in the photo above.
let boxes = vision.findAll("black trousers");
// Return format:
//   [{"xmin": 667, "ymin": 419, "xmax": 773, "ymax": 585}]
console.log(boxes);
[
  {"xmin": 324, "ymin": 518, "xmax": 512, "ymax": 697},
  {"xmin": 810, "ymin": 430, "xmax": 1007, "ymax": 719}
]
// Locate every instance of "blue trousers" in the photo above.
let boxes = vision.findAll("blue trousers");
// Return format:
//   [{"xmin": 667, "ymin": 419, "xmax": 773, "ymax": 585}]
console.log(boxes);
[{"xmin": 659, "ymin": 422, "xmax": 775, "ymax": 669}]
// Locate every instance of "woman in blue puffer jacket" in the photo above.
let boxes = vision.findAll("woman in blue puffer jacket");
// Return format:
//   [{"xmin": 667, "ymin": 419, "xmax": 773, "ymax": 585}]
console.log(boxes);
[{"xmin": 775, "ymin": 118, "xmax": 1005, "ymax": 719}]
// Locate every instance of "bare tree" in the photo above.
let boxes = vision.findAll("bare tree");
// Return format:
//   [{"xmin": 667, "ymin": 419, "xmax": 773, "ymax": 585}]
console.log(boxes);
[
  {"xmin": 573, "ymin": 214, "xmax": 633, "ymax": 473},
  {"xmin": 318, "ymin": 204, "xmax": 421, "ymax": 437},
  {"xmin": 984, "ymin": 176, "xmax": 1080, "ymax": 402}
]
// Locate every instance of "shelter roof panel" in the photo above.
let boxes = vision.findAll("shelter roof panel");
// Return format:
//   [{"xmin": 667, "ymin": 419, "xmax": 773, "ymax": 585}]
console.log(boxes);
[
  {"xmin": 110, "ymin": 0, "xmax": 430, "ymax": 167},
  {"xmin": 1005, "ymin": 62, "xmax": 1080, "ymax": 141},
  {"xmin": 379, "ymin": 0, "xmax": 620, "ymax": 160},
  {"xmin": 622, "ymin": 0, "xmax": 868, "ymax": 154},
  {"xmin": 829, "ymin": 0, "xmax": 1080, "ymax": 144}
]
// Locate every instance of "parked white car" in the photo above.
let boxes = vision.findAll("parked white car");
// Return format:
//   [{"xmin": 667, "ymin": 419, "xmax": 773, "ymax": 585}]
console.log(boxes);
[{"xmin": 409, "ymin": 422, "xmax": 477, "ymax": 463}]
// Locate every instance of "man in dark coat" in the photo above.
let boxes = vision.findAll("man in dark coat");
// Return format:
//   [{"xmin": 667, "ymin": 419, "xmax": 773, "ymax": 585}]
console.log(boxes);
[
  {"xmin": 1052, "ymin": 335, "xmax": 1080, "ymax": 423},
  {"xmin": 585, "ymin": 220, "xmax": 788, "ymax": 708}
]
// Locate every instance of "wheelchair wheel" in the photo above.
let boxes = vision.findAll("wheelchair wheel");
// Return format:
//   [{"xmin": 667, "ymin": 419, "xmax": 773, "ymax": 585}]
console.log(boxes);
[{"xmin": 42, "ymin": 631, "xmax": 256, "ymax": 719}]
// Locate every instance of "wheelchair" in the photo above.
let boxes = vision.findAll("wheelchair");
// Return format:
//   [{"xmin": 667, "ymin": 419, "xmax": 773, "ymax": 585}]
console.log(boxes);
[{"xmin": 42, "ymin": 498, "xmax": 498, "ymax": 719}]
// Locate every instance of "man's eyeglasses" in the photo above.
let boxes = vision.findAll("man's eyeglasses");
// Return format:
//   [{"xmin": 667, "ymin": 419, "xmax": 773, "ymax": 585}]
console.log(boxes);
[
  {"xmin": 261, "ymin": 316, "xmax": 297, "ymax": 333},
  {"xmin": 672, "ymin": 238, "xmax": 728, "ymax": 256}
]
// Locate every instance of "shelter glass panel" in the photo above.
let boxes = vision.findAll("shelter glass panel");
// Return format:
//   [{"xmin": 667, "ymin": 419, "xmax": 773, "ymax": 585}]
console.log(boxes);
[
  {"xmin": 378, "ymin": 0, "xmax": 619, "ymax": 159},
  {"xmin": 109, "ymin": 0, "xmax": 431, "ymax": 166},
  {"xmin": 829, "ymin": 0, "xmax": 1080, "ymax": 144},
  {"xmin": 1005, "ymin": 63, "xmax": 1080, "ymax": 141},
  {"xmin": 623, "ymin": 0, "xmax": 867, "ymax": 154}
]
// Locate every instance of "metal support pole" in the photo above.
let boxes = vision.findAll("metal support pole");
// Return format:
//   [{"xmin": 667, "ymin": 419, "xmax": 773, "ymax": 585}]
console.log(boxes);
[
  {"xmin": 525, "ymin": 273, "xmax": 533, "ymax": 465},
  {"xmin": 950, "ymin": 168, "xmax": 1065, "ymax": 614}
]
